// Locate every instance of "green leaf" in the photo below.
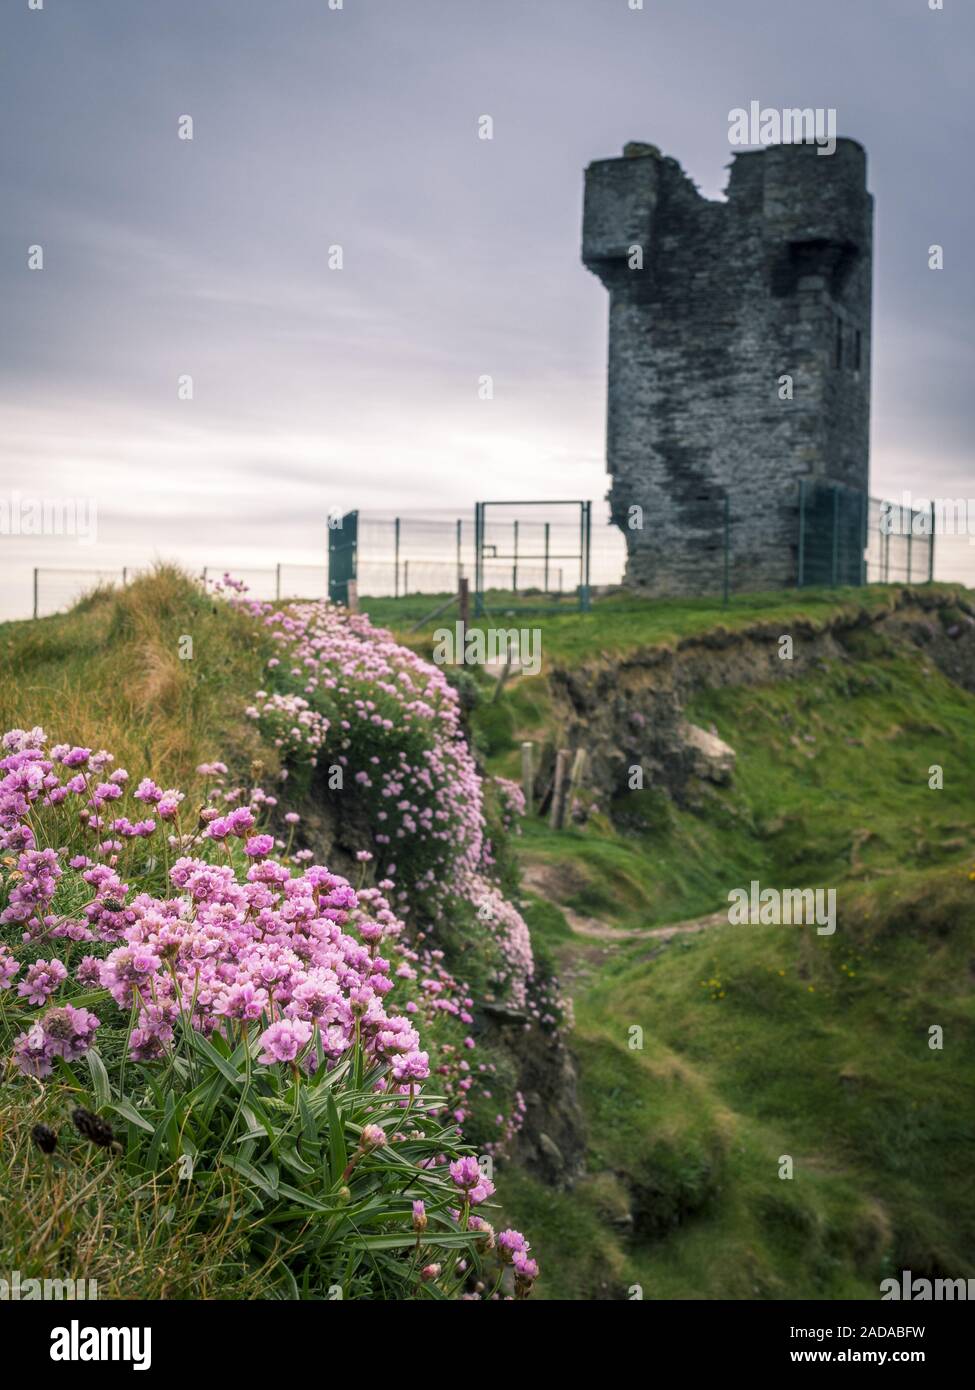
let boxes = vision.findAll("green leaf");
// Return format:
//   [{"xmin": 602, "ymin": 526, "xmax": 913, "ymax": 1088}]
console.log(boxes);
[
  {"xmin": 53, "ymin": 1055, "xmax": 82, "ymax": 1088},
  {"xmin": 107, "ymin": 1098, "xmax": 155, "ymax": 1135},
  {"xmin": 220, "ymin": 1153, "xmax": 279, "ymax": 1198},
  {"xmin": 278, "ymin": 1142, "xmax": 316, "ymax": 1178},
  {"xmin": 66, "ymin": 988, "xmax": 111, "ymax": 1009},
  {"xmin": 357, "ymin": 1232, "xmax": 476, "ymax": 1251},
  {"xmin": 85, "ymin": 1049, "xmax": 112, "ymax": 1109},
  {"xmin": 188, "ymin": 1030, "xmax": 246, "ymax": 1085},
  {"xmin": 298, "ymin": 1089, "xmax": 319, "ymax": 1146},
  {"xmin": 147, "ymin": 1090, "xmax": 176, "ymax": 1170},
  {"xmin": 326, "ymin": 1092, "xmax": 347, "ymax": 1185}
]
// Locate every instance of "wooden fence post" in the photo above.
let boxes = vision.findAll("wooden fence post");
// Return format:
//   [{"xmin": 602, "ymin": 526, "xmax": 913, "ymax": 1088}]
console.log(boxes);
[
  {"xmin": 521, "ymin": 741, "xmax": 534, "ymax": 814},
  {"xmin": 565, "ymin": 748, "xmax": 588, "ymax": 825},
  {"xmin": 549, "ymin": 749, "xmax": 571, "ymax": 829}
]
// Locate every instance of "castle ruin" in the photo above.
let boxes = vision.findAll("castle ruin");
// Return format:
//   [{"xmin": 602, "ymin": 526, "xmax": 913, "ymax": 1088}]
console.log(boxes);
[{"xmin": 582, "ymin": 139, "xmax": 873, "ymax": 595}]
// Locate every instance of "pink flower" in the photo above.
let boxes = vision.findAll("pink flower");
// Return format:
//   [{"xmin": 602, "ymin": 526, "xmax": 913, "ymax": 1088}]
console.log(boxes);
[
  {"xmin": 17, "ymin": 957, "xmax": 67, "ymax": 1006},
  {"xmin": 513, "ymin": 1252, "xmax": 539, "ymax": 1282},
  {"xmin": 360, "ymin": 1124, "xmax": 385, "ymax": 1149},
  {"xmin": 257, "ymin": 1018, "xmax": 313, "ymax": 1065},
  {"xmin": 497, "ymin": 1228, "xmax": 529, "ymax": 1260},
  {"xmin": 468, "ymin": 1178, "xmax": 495, "ymax": 1205},
  {"xmin": 448, "ymin": 1156, "xmax": 482, "ymax": 1190}
]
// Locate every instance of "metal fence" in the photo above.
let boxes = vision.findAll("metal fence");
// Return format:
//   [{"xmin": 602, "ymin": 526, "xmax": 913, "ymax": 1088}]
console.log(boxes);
[
  {"xmin": 349, "ymin": 508, "xmax": 625, "ymax": 600},
  {"xmin": 14, "ymin": 482, "xmax": 955, "ymax": 623},
  {"xmin": 332, "ymin": 503, "xmax": 623, "ymax": 606},
  {"xmin": 798, "ymin": 481, "xmax": 934, "ymax": 587},
  {"xmin": 28, "ymin": 563, "xmax": 329, "ymax": 620}
]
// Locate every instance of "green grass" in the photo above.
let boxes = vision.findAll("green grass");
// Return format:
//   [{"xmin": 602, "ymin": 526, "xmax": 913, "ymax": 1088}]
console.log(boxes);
[
  {"xmin": 0, "ymin": 565, "xmax": 274, "ymax": 795},
  {"xmin": 5, "ymin": 568, "xmax": 974, "ymax": 1300},
  {"xmin": 502, "ymin": 868, "xmax": 975, "ymax": 1300},
  {"xmin": 484, "ymin": 584, "xmax": 975, "ymax": 1298},
  {"xmin": 482, "ymin": 631, "xmax": 975, "ymax": 931},
  {"xmin": 364, "ymin": 582, "xmax": 969, "ymax": 666}
]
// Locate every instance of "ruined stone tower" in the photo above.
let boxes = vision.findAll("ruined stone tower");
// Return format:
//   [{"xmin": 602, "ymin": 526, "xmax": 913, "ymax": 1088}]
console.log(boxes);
[{"xmin": 582, "ymin": 139, "xmax": 873, "ymax": 595}]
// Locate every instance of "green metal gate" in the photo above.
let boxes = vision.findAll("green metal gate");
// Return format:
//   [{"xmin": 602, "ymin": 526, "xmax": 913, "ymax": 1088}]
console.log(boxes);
[
  {"xmin": 327, "ymin": 510, "xmax": 358, "ymax": 604},
  {"xmin": 797, "ymin": 480, "xmax": 867, "ymax": 587},
  {"xmin": 473, "ymin": 499, "xmax": 592, "ymax": 615}
]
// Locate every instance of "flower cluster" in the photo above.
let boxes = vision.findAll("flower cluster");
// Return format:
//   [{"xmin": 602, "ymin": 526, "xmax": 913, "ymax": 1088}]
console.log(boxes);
[
  {"xmin": 470, "ymin": 876, "xmax": 535, "ymax": 1010},
  {"xmin": 13, "ymin": 1003, "xmax": 100, "ymax": 1077},
  {"xmin": 0, "ymin": 727, "xmax": 532, "ymax": 1151},
  {"xmin": 230, "ymin": 596, "xmax": 538, "ymax": 1009},
  {"xmin": 493, "ymin": 776, "xmax": 527, "ymax": 834},
  {"xmin": 1, "ymin": 701, "xmax": 544, "ymax": 1298}
]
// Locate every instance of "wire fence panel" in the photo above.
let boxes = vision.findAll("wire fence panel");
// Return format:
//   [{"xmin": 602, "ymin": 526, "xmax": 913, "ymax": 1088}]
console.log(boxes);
[
  {"xmin": 352, "ymin": 509, "xmax": 626, "ymax": 599},
  {"xmin": 278, "ymin": 564, "xmax": 327, "ymax": 599},
  {"xmin": 798, "ymin": 481, "xmax": 867, "ymax": 587},
  {"xmin": 864, "ymin": 498, "xmax": 935, "ymax": 584},
  {"xmin": 33, "ymin": 568, "xmax": 127, "ymax": 619}
]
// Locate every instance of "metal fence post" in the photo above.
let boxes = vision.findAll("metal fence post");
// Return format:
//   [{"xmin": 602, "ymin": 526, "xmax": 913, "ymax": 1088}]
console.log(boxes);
[
  {"xmin": 474, "ymin": 502, "xmax": 483, "ymax": 616},
  {"xmin": 513, "ymin": 519, "xmax": 519, "ymax": 593},
  {"xmin": 275, "ymin": 563, "xmax": 281, "ymax": 601},
  {"xmin": 928, "ymin": 501, "xmax": 935, "ymax": 582},
  {"xmin": 33, "ymin": 567, "xmax": 39, "ymax": 620},
  {"xmin": 544, "ymin": 522, "xmax": 550, "ymax": 594},
  {"xmin": 581, "ymin": 500, "xmax": 592, "ymax": 610},
  {"xmin": 723, "ymin": 496, "xmax": 730, "ymax": 604},
  {"xmin": 394, "ymin": 517, "xmax": 401, "ymax": 599},
  {"xmin": 456, "ymin": 518, "xmax": 462, "ymax": 590},
  {"xmin": 906, "ymin": 511, "xmax": 913, "ymax": 585}
]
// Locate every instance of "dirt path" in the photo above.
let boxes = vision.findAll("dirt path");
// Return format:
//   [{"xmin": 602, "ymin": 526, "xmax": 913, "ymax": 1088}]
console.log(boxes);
[{"xmin": 520, "ymin": 861, "xmax": 726, "ymax": 944}]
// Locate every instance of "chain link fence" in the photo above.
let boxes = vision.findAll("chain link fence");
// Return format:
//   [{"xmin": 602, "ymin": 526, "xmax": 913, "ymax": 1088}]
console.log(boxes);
[
  {"xmin": 352, "ymin": 509, "xmax": 624, "ymax": 599},
  {"xmin": 13, "ymin": 484, "xmax": 962, "ymax": 623},
  {"xmin": 27, "ymin": 564, "xmax": 329, "ymax": 620}
]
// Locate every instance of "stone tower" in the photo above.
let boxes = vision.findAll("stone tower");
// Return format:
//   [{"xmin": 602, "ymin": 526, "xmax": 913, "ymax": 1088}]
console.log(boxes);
[{"xmin": 582, "ymin": 139, "xmax": 873, "ymax": 595}]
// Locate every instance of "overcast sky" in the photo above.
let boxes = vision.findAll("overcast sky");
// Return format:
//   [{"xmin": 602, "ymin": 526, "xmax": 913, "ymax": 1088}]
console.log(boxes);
[{"xmin": 1, "ymin": 0, "xmax": 972, "ymax": 609}]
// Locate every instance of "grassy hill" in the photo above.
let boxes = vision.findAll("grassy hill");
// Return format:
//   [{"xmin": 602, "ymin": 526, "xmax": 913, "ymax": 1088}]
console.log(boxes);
[
  {"xmin": 446, "ymin": 584, "xmax": 975, "ymax": 1299},
  {"xmin": 2, "ymin": 572, "xmax": 973, "ymax": 1300}
]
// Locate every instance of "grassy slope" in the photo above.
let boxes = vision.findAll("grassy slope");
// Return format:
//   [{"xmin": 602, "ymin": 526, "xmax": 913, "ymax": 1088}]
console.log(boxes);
[
  {"xmin": 442, "ymin": 586, "xmax": 975, "ymax": 1300},
  {"xmin": 0, "ymin": 571, "xmax": 282, "ymax": 1295},
  {"xmin": 0, "ymin": 567, "xmax": 274, "ymax": 796},
  {"xmin": 4, "ymin": 575, "xmax": 973, "ymax": 1300}
]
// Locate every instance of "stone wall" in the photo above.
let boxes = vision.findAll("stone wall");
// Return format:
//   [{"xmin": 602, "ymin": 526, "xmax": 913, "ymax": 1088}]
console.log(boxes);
[{"xmin": 582, "ymin": 140, "xmax": 874, "ymax": 596}]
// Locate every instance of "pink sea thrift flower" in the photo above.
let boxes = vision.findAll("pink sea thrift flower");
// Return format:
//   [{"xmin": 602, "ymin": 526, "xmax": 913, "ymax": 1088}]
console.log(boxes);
[
  {"xmin": 17, "ymin": 957, "xmax": 67, "ymax": 1006},
  {"xmin": 258, "ymin": 1018, "xmax": 313, "ymax": 1065}
]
